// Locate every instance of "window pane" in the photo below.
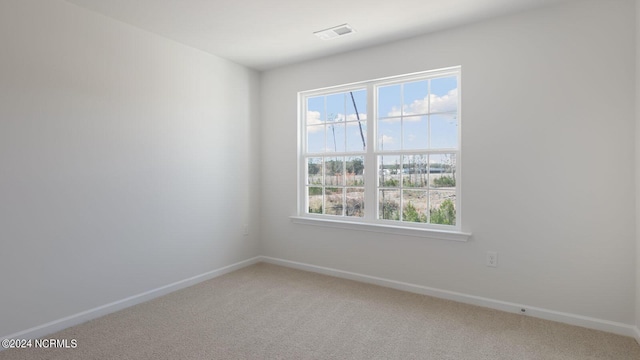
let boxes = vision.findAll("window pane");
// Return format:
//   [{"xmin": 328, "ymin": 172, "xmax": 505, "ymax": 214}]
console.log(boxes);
[
  {"xmin": 429, "ymin": 190, "xmax": 456, "ymax": 225},
  {"xmin": 403, "ymin": 80, "xmax": 428, "ymax": 115},
  {"xmin": 307, "ymin": 96, "xmax": 325, "ymax": 124},
  {"xmin": 378, "ymin": 155, "xmax": 400, "ymax": 187},
  {"xmin": 307, "ymin": 157, "xmax": 323, "ymax": 185},
  {"xmin": 379, "ymin": 189, "xmax": 400, "ymax": 221},
  {"xmin": 307, "ymin": 187, "xmax": 323, "ymax": 214},
  {"xmin": 301, "ymin": 68, "xmax": 460, "ymax": 227},
  {"xmin": 346, "ymin": 89, "xmax": 367, "ymax": 121},
  {"xmin": 307, "ymin": 125, "xmax": 325, "ymax": 153},
  {"xmin": 326, "ymin": 122, "xmax": 345, "ymax": 152},
  {"xmin": 378, "ymin": 84, "xmax": 401, "ymax": 118},
  {"xmin": 429, "ymin": 153, "xmax": 456, "ymax": 225},
  {"xmin": 324, "ymin": 157, "xmax": 343, "ymax": 186},
  {"xmin": 326, "ymin": 93, "xmax": 346, "ymax": 122},
  {"xmin": 403, "ymin": 116, "xmax": 428, "ymax": 150},
  {"xmin": 346, "ymin": 121, "xmax": 366, "ymax": 152},
  {"xmin": 429, "ymin": 154, "xmax": 456, "ymax": 189},
  {"xmin": 378, "ymin": 119, "xmax": 401, "ymax": 151},
  {"xmin": 430, "ymin": 113, "xmax": 457, "ymax": 149},
  {"xmin": 402, "ymin": 190, "xmax": 428, "ymax": 223},
  {"xmin": 346, "ymin": 187, "xmax": 364, "ymax": 217},
  {"xmin": 325, "ymin": 187, "xmax": 343, "ymax": 216},
  {"xmin": 345, "ymin": 156, "xmax": 364, "ymax": 186},
  {"xmin": 402, "ymin": 155, "xmax": 428, "ymax": 188},
  {"xmin": 430, "ymin": 76, "xmax": 458, "ymax": 113}
]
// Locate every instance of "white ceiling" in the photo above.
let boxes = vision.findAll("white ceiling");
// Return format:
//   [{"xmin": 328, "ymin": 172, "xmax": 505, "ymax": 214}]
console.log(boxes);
[{"xmin": 65, "ymin": 0, "xmax": 569, "ymax": 71}]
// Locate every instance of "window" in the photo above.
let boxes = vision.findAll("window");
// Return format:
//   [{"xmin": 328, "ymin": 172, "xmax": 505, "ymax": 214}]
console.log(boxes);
[{"xmin": 298, "ymin": 67, "xmax": 462, "ymax": 235}]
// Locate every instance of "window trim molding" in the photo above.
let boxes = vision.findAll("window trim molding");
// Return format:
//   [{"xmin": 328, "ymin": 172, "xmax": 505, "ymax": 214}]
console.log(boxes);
[
  {"xmin": 297, "ymin": 66, "xmax": 466, "ymax": 237},
  {"xmin": 290, "ymin": 216, "xmax": 471, "ymax": 242}
]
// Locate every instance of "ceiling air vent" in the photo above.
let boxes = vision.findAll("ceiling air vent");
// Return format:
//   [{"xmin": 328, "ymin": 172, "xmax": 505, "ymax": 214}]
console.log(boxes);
[{"xmin": 314, "ymin": 24, "xmax": 356, "ymax": 40}]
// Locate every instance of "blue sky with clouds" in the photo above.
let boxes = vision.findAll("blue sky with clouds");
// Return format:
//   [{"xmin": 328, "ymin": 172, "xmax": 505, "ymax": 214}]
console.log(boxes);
[{"xmin": 306, "ymin": 76, "xmax": 457, "ymax": 154}]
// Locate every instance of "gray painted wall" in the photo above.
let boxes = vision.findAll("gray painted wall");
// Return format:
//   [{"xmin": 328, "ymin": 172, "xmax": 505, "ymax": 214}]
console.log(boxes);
[
  {"xmin": 0, "ymin": 0, "xmax": 261, "ymax": 336},
  {"xmin": 260, "ymin": 0, "xmax": 636, "ymax": 324},
  {"xmin": 635, "ymin": 0, "xmax": 640, "ymax": 334},
  {"xmin": 1, "ymin": 0, "xmax": 638, "ymax": 339}
]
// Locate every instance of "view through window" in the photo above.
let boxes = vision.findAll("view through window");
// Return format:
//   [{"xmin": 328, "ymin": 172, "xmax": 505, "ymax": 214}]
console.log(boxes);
[{"xmin": 300, "ymin": 67, "xmax": 460, "ymax": 230}]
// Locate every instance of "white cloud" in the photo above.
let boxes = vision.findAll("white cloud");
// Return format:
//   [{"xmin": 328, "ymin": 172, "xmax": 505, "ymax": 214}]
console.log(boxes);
[
  {"xmin": 380, "ymin": 135, "xmax": 394, "ymax": 144},
  {"xmin": 429, "ymin": 88, "xmax": 458, "ymax": 113},
  {"xmin": 308, "ymin": 111, "xmax": 367, "ymax": 132},
  {"xmin": 386, "ymin": 107, "xmax": 403, "ymax": 118},
  {"xmin": 350, "ymin": 113, "xmax": 368, "ymax": 121},
  {"xmin": 334, "ymin": 113, "xmax": 368, "ymax": 122},
  {"xmin": 386, "ymin": 88, "xmax": 458, "ymax": 117},
  {"xmin": 307, "ymin": 111, "xmax": 322, "ymax": 126}
]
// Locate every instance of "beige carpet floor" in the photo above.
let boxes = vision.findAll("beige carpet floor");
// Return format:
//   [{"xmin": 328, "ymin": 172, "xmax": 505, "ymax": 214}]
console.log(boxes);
[{"xmin": 1, "ymin": 262, "xmax": 639, "ymax": 360}]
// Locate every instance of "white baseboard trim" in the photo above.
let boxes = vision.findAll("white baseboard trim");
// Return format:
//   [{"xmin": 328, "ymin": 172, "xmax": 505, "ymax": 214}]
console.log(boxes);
[
  {"xmin": 259, "ymin": 256, "xmax": 638, "ymax": 339},
  {"xmin": 1, "ymin": 256, "xmax": 261, "ymax": 344},
  {"xmin": 4, "ymin": 255, "xmax": 637, "ymax": 346}
]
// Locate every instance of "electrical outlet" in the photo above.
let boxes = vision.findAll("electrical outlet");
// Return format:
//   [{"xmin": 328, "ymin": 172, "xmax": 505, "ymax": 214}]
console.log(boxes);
[
  {"xmin": 486, "ymin": 251, "xmax": 498, "ymax": 267},
  {"xmin": 243, "ymin": 224, "xmax": 249, "ymax": 236}
]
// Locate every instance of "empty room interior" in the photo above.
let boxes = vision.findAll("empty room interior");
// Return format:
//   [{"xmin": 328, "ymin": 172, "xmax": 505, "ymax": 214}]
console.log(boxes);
[{"xmin": 2, "ymin": 0, "xmax": 640, "ymax": 358}]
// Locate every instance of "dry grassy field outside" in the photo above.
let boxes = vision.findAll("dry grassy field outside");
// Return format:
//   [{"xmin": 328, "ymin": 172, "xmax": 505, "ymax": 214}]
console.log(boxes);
[{"xmin": 307, "ymin": 169, "xmax": 456, "ymax": 225}]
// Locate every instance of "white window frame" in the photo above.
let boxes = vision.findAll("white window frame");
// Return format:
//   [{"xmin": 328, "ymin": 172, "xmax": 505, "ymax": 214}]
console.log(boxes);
[{"xmin": 293, "ymin": 66, "xmax": 471, "ymax": 241}]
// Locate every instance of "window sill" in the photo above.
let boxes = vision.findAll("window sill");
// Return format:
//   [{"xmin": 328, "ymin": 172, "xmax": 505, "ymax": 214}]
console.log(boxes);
[{"xmin": 290, "ymin": 216, "xmax": 471, "ymax": 242}]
